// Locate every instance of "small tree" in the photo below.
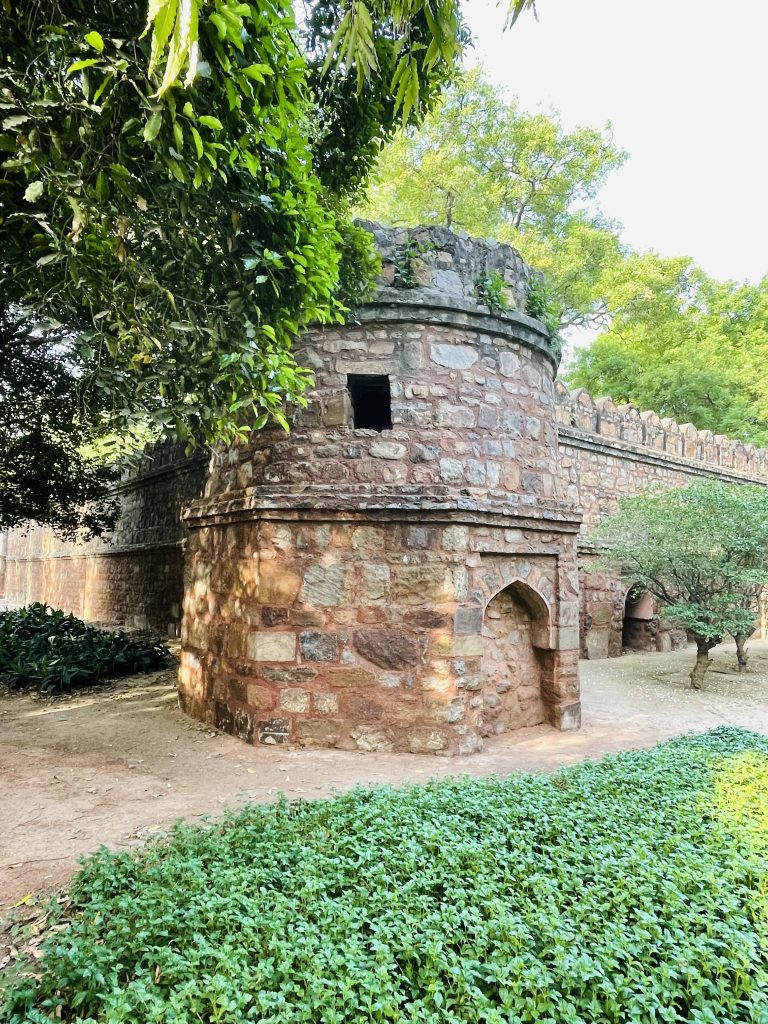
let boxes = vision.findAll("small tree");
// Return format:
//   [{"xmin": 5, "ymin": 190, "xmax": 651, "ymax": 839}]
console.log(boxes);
[{"xmin": 589, "ymin": 481, "xmax": 768, "ymax": 689}]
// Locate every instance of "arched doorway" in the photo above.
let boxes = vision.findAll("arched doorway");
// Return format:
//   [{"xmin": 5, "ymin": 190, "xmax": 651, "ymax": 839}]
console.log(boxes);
[
  {"xmin": 480, "ymin": 582, "xmax": 552, "ymax": 737},
  {"xmin": 621, "ymin": 585, "xmax": 656, "ymax": 652}
]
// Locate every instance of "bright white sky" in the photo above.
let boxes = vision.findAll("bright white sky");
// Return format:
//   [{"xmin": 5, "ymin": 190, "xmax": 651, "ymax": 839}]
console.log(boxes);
[{"xmin": 463, "ymin": 0, "xmax": 768, "ymax": 284}]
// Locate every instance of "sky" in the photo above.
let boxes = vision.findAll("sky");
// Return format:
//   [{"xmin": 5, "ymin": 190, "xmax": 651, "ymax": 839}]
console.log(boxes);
[{"xmin": 462, "ymin": 0, "xmax": 768, "ymax": 285}]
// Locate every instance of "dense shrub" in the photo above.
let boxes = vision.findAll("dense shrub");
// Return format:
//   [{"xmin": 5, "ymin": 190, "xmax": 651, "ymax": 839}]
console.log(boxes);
[
  {"xmin": 0, "ymin": 603, "xmax": 171, "ymax": 695},
  {"xmin": 3, "ymin": 728, "xmax": 768, "ymax": 1022}
]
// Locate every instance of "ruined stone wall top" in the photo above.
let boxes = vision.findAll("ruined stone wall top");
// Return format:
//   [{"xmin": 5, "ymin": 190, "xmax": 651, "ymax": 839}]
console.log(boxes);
[
  {"xmin": 555, "ymin": 381, "xmax": 768, "ymax": 482},
  {"xmin": 359, "ymin": 221, "xmax": 540, "ymax": 320}
]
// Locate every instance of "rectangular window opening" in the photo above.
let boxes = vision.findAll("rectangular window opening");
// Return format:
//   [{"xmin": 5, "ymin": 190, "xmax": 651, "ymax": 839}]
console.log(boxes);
[{"xmin": 347, "ymin": 374, "xmax": 392, "ymax": 432}]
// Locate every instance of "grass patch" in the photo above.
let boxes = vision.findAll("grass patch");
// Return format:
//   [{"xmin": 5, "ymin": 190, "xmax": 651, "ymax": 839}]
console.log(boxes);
[
  {"xmin": 3, "ymin": 728, "xmax": 768, "ymax": 1022},
  {"xmin": 0, "ymin": 603, "xmax": 171, "ymax": 694}
]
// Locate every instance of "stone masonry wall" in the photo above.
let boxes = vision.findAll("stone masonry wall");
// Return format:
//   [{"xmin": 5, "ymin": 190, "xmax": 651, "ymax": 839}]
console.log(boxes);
[
  {"xmin": 554, "ymin": 382, "xmax": 768, "ymax": 656},
  {"xmin": 2, "ymin": 442, "xmax": 206, "ymax": 635},
  {"xmin": 5, "ymin": 223, "xmax": 768, "ymax": 740},
  {"xmin": 180, "ymin": 225, "xmax": 583, "ymax": 754}
]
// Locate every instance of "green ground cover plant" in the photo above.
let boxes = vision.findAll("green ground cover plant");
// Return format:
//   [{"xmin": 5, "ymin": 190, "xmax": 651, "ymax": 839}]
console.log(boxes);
[
  {"xmin": 0, "ymin": 604, "xmax": 171, "ymax": 695},
  {"xmin": 3, "ymin": 728, "xmax": 768, "ymax": 1023}
]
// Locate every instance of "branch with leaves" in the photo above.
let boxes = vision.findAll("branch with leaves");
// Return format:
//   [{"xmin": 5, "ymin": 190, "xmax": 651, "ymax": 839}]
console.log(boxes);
[{"xmin": 588, "ymin": 481, "xmax": 768, "ymax": 689}]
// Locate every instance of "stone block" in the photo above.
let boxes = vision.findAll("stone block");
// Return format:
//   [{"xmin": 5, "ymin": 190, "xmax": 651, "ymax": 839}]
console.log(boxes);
[
  {"xmin": 247, "ymin": 632, "xmax": 296, "ymax": 662},
  {"xmin": 279, "ymin": 688, "xmax": 311, "ymax": 713},
  {"xmin": 407, "ymin": 727, "xmax": 449, "ymax": 754},
  {"xmin": 314, "ymin": 693, "xmax": 339, "ymax": 714},
  {"xmin": 262, "ymin": 606, "xmax": 289, "ymax": 626},
  {"xmin": 411, "ymin": 443, "xmax": 439, "ymax": 463},
  {"xmin": 550, "ymin": 702, "xmax": 581, "ymax": 731},
  {"xmin": 258, "ymin": 562, "xmax": 301, "ymax": 606},
  {"xmin": 499, "ymin": 351, "xmax": 520, "ymax": 377},
  {"xmin": 352, "ymin": 726, "xmax": 396, "ymax": 752},
  {"xmin": 214, "ymin": 702, "xmax": 254, "ymax": 744},
  {"xmin": 353, "ymin": 629, "xmax": 421, "ymax": 669},
  {"xmin": 370, "ymin": 441, "xmax": 407, "ymax": 460},
  {"xmin": 246, "ymin": 683, "xmax": 276, "ymax": 710},
  {"xmin": 257, "ymin": 718, "xmax": 290, "ymax": 744},
  {"xmin": 440, "ymin": 458, "xmax": 464, "ymax": 483},
  {"xmin": 441, "ymin": 525, "xmax": 469, "ymax": 551},
  {"xmin": 454, "ymin": 606, "xmax": 483, "ymax": 635},
  {"xmin": 392, "ymin": 566, "xmax": 454, "ymax": 604},
  {"xmin": 430, "ymin": 343, "xmax": 478, "ymax": 369},
  {"xmin": 352, "ymin": 527, "xmax": 385, "ymax": 550},
  {"xmin": 343, "ymin": 694, "xmax": 385, "ymax": 721},
  {"xmin": 361, "ymin": 564, "xmax": 390, "ymax": 602},
  {"xmin": 300, "ymin": 630, "xmax": 339, "ymax": 662},
  {"xmin": 435, "ymin": 403, "xmax": 475, "ymax": 428},
  {"xmin": 327, "ymin": 666, "xmax": 377, "ymax": 688},
  {"xmin": 432, "ymin": 634, "xmax": 484, "ymax": 658},
  {"xmin": 296, "ymin": 719, "xmax": 343, "ymax": 747},
  {"xmin": 261, "ymin": 666, "xmax": 317, "ymax": 684},
  {"xmin": 301, "ymin": 564, "xmax": 345, "ymax": 606}
]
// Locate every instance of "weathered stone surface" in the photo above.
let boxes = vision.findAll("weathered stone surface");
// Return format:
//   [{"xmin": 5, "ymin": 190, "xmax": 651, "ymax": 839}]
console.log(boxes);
[
  {"xmin": 297, "ymin": 719, "xmax": 343, "ymax": 747},
  {"xmin": 326, "ymin": 667, "xmax": 377, "ymax": 688},
  {"xmin": 352, "ymin": 726, "xmax": 396, "ymax": 752},
  {"xmin": 262, "ymin": 606, "xmax": 289, "ymax": 626},
  {"xmin": 279, "ymin": 688, "xmax": 311, "ymax": 713},
  {"xmin": 314, "ymin": 693, "xmax": 339, "ymax": 714},
  {"xmin": 301, "ymin": 564, "xmax": 344, "ymax": 606},
  {"xmin": 247, "ymin": 632, "xmax": 296, "ymax": 662},
  {"xmin": 261, "ymin": 666, "xmax": 317, "ymax": 684},
  {"xmin": 430, "ymin": 343, "xmax": 478, "ymax": 370},
  {"xmin": 257, "ymin": 718, "xmax": 289, "ymax": 744},
  {"xmin": 454, "ymin": 606, "xmax": 483, "ymax": 636},
  {"xmin": 370, "ymin": 441, "xmax": 407, "ymax": 460},
  {"xmin": 299, "ymin": 630, "xmax": 339, "ymax": 662},
  {"xmin": 407, "ymin": 727, "xmax": 449, "ymax": 754},
  {"xmin": 353, "ymin": 629, "xmax": 421, "ymax": 669}
]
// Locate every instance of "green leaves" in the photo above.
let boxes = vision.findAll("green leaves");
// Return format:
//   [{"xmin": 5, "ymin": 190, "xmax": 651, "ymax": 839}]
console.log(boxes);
[
  {"xmin": 0, "ymin": 603, "xmax": 171, "ymax": 695},
  {"xmin": 567, "ymin": 256, "xmax": 768, "ymax": 445},
  {"xmin": 84, "ymin": 30, "xmax": 105, "ymax": 52},
  {"xmin": 5, "ymin": 729, "xmax": 768, "ymax": 1021},
  {"xmin": 359, "ymin": 68, "xmax": 627, "ymax": 330},
  {"xmin": 142, "ymin": 109, "xmax": 163, "ymax": 141},
  {"xmin": 144, "ymin": 0, "xmax": 200, "ymax": 97},
  {"xmin": 589, "ymin": 481, "xmax": 768, "ymax": 680}
]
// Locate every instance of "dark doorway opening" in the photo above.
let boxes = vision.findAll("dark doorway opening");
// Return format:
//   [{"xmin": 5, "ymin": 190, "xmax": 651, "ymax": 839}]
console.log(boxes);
[{"xmin": 347, "ymin": 374, "xmax": 392, "ymax": 431}]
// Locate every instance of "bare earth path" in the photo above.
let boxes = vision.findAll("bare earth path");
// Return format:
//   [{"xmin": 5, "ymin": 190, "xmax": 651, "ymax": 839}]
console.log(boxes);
[{"xmin": 3, "ymin": 641, "xmax": 768, "ymax": 915}]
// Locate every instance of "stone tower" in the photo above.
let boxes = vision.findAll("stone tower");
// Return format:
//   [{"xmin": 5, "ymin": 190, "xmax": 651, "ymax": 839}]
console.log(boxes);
[{"xmin": 179, "ymin": 224, "xmax": 582, "ymax": 754}]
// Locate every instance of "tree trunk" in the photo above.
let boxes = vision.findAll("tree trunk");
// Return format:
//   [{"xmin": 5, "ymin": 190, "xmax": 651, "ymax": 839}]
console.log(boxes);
[
  {"xmin": 734, "ymin": 632, "xmax": 748, "ymax": 673},
  {"xmin": 689, "ymin": 638, "xmax": 716, "ymax": 690}
]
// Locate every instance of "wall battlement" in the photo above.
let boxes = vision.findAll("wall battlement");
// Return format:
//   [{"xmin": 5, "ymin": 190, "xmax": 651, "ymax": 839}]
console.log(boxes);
[{"xmin": 555, "ymin": 381, "xmax": 768, "ymax": 483}]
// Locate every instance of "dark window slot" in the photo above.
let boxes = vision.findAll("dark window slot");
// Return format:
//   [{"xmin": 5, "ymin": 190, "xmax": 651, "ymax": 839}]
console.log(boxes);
[{"xmin": 347, "ymin": 374, "xmax": 392, "ymax": 432}]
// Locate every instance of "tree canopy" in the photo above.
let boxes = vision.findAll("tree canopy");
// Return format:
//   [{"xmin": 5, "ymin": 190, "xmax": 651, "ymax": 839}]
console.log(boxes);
[
  {"xmin": 566, "ymin": 256, "xmax": 768, "ymax": 445},
  {"xmin": 360, "ymin": 68, "xmax": 628, "ymax": 331},
  {"xmin": 589, "ymin": 480, "xmax": 768, "ymax": 688},
  {"xmin": 1, "ymin": 0, "xmax": 538, "ymax": 533}
]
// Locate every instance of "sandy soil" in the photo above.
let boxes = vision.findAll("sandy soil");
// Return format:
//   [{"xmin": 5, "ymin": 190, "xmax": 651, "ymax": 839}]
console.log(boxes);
[{"xmin": 3, "ymin": 641, "xmax": 768, "ymax": 918}]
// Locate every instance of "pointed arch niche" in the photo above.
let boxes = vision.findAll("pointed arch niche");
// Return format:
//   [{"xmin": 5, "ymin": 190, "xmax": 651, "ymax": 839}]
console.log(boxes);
[{"xmin": 479, "ymin": 581, "xmax": 554, "ymax": 737}]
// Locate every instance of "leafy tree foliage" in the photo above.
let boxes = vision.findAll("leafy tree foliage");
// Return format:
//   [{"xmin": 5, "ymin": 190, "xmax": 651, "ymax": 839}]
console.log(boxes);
[
  {"xmin": 567, "ymin": 254, "xmax": 768, "ymax": 444},
  {"xmin": 4, "ymin": 0, "xmax": 531, "ymax": 532},
  {"xmin": 0, "ymin": 312, "xmax": 118, "ymax": 536},
  {"xmin": 590, "ymin": 480, "xmax": 768, "ymax": 688},
  {"xmin": 360, "ymin": 68, "xmax": 627, "ymax": 330}
]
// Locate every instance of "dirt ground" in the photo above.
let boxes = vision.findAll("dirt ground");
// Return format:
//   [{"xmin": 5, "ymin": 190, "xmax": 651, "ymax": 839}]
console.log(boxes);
[{"xmin": 3, "ymin": 640, "xmax": 768, "ymax": 918}]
